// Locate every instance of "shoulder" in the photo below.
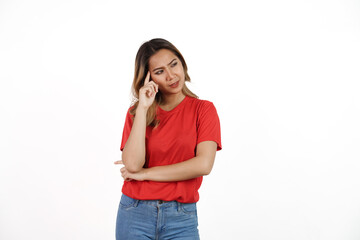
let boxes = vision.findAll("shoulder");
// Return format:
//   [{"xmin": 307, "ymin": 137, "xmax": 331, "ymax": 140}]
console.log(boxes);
[
  {"xmin": 186, "ymin": 97, "xmax": 217, "ymax": 112},
  {"xmin": 123, "ymin": 105, "xmax": 136, "ymax": 122},
  {"xmin": 126, "ymin": 104, "xmax": 137, "ymax": 117},
  {"xmin": 186, "ymin": 96, "xmax": 215, "ymax": 107}
]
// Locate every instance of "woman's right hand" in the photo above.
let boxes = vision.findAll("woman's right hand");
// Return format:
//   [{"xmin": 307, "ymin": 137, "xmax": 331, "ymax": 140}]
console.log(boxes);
[{"xmin": 138, "ymin": 71, "xmax": 158, "ymax": 110}]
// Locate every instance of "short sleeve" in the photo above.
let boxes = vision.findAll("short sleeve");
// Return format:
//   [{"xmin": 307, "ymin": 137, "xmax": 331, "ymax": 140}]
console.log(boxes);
[
  {"xmin": 196, "ymin": 101, "xmax": 222, "ymax": 151},
  {"xmin": 120, "ymin": 108, "xmax": 134, "ymax": 151}
]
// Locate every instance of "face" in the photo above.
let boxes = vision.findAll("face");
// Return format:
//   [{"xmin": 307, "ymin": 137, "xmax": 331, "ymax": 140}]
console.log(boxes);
[{"xmin": 148, "ymin": 49, "xmax": 185, "ymax": 96}]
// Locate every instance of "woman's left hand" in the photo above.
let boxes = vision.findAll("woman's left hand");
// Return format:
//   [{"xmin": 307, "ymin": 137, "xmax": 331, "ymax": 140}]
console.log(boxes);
[{"xmin": 114, "ymin": 160, "xmax": 147, "ymax": 181}]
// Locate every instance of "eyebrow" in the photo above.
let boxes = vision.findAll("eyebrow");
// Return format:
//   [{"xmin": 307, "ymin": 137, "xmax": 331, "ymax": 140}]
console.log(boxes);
[{"xmin": 152, "ymin": 58, "xmax": 177, "ymax": 72}]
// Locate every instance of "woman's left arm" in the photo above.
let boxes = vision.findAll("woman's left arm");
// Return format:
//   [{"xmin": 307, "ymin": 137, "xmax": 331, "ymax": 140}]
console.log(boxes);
[{"xmin": 115, "ymin": 141, "xmax": 218, "ymax": 182}]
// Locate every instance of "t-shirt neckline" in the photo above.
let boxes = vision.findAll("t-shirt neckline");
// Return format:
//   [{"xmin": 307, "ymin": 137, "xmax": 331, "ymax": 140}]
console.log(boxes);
[{"xmin": 158, "ymin": 96, "xmax": 188, "ymax": 115}]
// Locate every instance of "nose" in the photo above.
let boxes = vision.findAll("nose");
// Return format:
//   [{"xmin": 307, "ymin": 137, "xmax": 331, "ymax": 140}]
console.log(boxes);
[{"xmin": 165, "ymin": 67, "xmax": 175, "ymax": 81}]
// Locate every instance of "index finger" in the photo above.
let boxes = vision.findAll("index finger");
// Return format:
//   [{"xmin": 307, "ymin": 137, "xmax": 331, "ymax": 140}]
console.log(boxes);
[
  {"xmin": 114, "ymin": 160, "xmax": 123, "ymax": 165},
  {"xmin": 144, "ymin": 71, "xmax": 151, "ymax": 85}
]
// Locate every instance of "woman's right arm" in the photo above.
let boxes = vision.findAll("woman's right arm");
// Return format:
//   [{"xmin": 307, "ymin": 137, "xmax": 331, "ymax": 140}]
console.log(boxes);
[
  {"xmin": 121, "ymin": 107, "xmax": 147, "ymax": 172},
  {"xmin": 121, "ymin": 72, "xmax": 158, "ymax": 172}
]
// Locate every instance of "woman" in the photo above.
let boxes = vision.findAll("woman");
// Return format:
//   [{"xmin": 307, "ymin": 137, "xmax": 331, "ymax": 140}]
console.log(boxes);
[{"xmin": 115, "ymin": 38, "xmax": 222, "ymax": 240}]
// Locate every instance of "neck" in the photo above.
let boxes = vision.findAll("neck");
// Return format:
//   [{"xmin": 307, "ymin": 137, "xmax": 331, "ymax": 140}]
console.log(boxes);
[{"xmin": 160, "ymin": 92, "xmax": 186, "ymax": 111}]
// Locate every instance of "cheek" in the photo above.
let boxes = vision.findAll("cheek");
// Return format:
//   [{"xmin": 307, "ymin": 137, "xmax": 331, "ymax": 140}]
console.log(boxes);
[
  {"xmin": 150, "ymin": 75, "xmax": 160, "ymax": 84},
  {"xmin": 176, "ymin": 67, "xmax": 185, "ymax": 79},
  {"xmin": 152, "ymin": 77, "xmax": 165, "ymax": 89}
]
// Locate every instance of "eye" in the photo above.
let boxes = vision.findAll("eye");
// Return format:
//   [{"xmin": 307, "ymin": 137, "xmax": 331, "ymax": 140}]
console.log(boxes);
[
  {"xmin": 155, "ymin": 70, "xmax": 163, "ymax": 75},
  {"xmin": 171, "ymin": 62, "xmax": 178, "ymax": 67}
]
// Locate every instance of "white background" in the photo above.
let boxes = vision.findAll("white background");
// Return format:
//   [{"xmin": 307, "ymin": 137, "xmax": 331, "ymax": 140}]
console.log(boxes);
[{"xmin": 1, "ymin": 0, "xmax": 360, "ymax": 239}]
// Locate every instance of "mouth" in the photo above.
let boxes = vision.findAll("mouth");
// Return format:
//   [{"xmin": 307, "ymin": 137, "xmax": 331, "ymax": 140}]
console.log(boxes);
[{"xmin": 169, "ymin": 80, "xmax": 179, "ymax": 88}]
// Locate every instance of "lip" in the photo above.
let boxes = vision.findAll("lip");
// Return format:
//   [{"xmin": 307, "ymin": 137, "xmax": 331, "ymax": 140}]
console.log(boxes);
[{"xmin": 169, "ymin": 80, "xmax": 179, "ymax": 88}]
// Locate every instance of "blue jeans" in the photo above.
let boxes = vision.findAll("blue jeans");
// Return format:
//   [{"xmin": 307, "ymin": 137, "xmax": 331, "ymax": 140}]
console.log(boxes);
[{"xmin": 116, "ymin": 194, "xmax": 200, "ymax": 240}]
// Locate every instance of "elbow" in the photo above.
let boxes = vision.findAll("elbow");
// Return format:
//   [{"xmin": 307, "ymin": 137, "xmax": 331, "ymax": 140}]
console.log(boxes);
[
  {"xmin": 121, "ymin": 152, "xmax": 144, "ymax": 173},
  {"xmin": 129, "ymin": 167, "xmax": 143, "ymax": 173},
  {"xmin": 202, "ymin": 167, "xmax": 212, "ymax": 176},
  {"xmin": 200, "ymin": 158, "xmax": 214, "ymax": 176},
  {"xmin": 122, "ymin": 158, "xmax": 143, "ymax": 173}
]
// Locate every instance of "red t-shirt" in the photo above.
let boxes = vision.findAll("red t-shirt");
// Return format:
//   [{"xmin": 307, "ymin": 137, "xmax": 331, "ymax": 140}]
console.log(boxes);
[{"xmin": 120, "ymin": 96, "xmax": 222, "ymax": 203}]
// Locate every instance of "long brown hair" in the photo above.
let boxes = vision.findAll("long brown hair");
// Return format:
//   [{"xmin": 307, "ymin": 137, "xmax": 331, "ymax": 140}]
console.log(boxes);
[{"xmin": 130, "ymin": 38, "xmax": 198, "ymax": 127}]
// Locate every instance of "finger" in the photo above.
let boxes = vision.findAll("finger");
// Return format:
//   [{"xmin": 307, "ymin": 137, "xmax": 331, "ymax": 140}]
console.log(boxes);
[
  {"xmin": 147, "ymin": 88, "xmax": 156, "ymax": 98},
  {"xmin": 151, "ymin": 80, "xmax": 158, "ymax": 89},
  {"xmin": 150, "ymin": 85, "xmax": 156, "ymax": 96},
  {"xmin": 144, "ymin": 71, "xmax": 151, "ymax": 85},
  {"xmin": 148, "ymin": 81, "xmax": 158, "ymax": 93},
  {"xmin": 114, "ymin": 160, "xmax": 123, "ymax": 165},
  {"xmin": 144, "ymin": 83, "xmax": 156, "ymax": 95},
  {"xmin": 146, "ymin": 89, "xmax": 153, "ymax": 98},
  {"xmin": 122, "ymin": 174, "xmax": 132, "ymax": 182},
  {"xmin": 141, "ymin": 85, "xmax": 155, "ymax": 98}
]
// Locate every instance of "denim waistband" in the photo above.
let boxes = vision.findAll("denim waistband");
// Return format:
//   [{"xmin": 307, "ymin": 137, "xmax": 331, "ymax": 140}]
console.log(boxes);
[{"xmin": 123, "ymin": 194, "xmax": 195, "ymax": 208}]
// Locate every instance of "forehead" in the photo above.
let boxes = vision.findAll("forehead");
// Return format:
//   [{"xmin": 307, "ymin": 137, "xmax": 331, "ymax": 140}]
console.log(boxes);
[{"xmin": 149, "ymin": 49, "xmax": 178, "ymax": 69}]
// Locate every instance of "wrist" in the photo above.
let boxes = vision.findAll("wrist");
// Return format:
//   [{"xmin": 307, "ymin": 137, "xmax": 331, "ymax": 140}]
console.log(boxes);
[
  {"xmin": 142, "ymin": 168, "xmax": 150, "ymax": 181},
  {"xmin": 136, "ymin": 105, "xmax": 149, "ymax": 114}
]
